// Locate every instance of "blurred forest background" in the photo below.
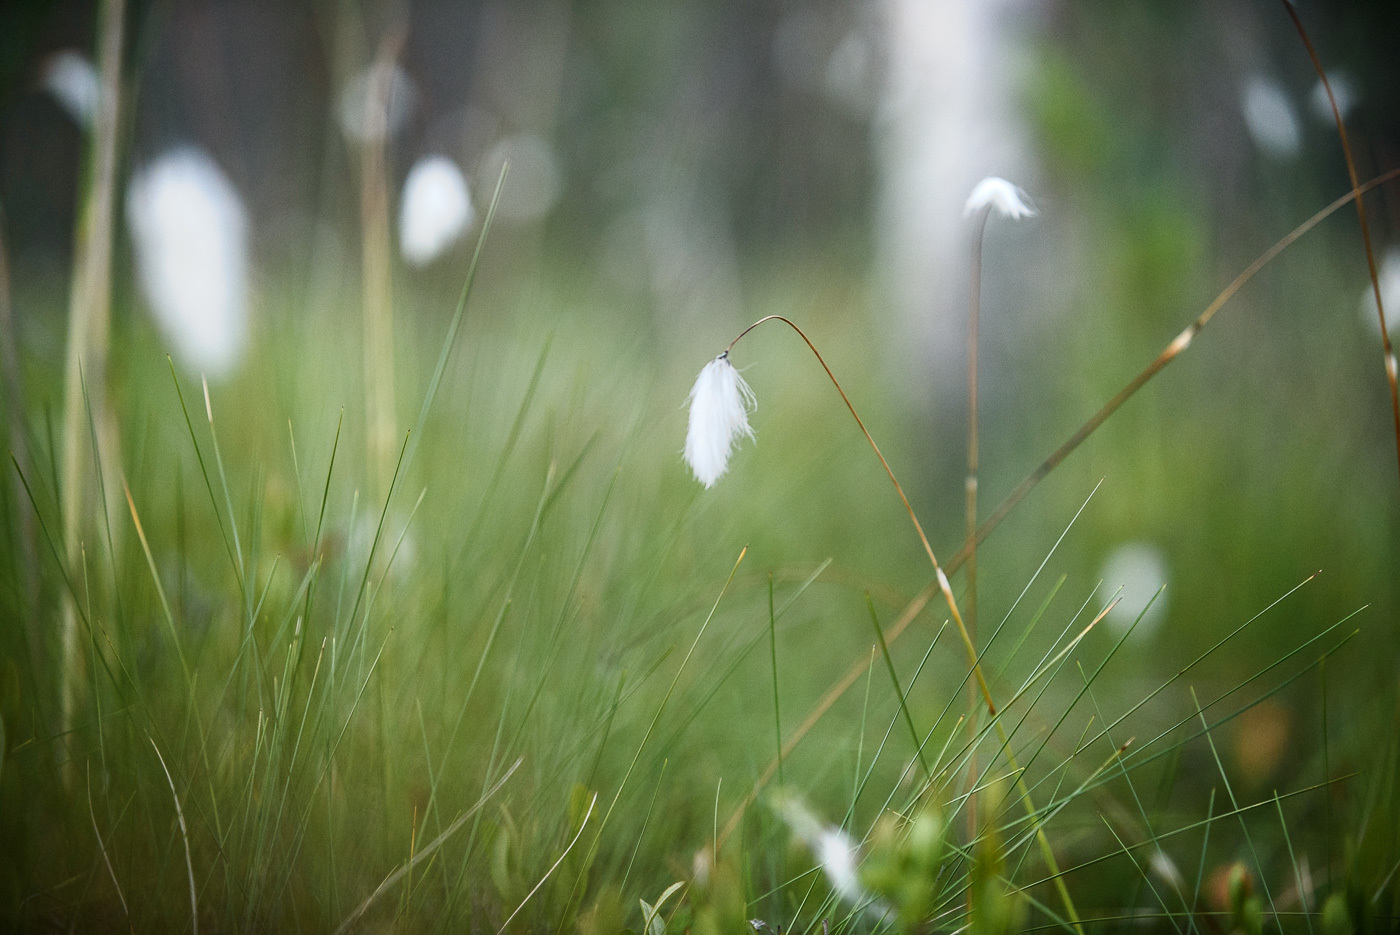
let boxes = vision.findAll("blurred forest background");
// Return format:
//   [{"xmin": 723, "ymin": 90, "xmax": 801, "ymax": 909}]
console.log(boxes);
[{"xmin": 1, "ymin": 0, "xmax": 1400, "ymax": 930}]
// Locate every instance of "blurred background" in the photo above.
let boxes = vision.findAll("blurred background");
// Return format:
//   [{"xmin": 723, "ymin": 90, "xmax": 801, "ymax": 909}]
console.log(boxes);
[{"xmin": 2, "ymin": 0, "xmax": 1400, "ymax": 927}]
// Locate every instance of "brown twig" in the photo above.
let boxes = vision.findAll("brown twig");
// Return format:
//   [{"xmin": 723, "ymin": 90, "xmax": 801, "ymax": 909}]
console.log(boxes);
[{"xmin": 1280, "ymin": 1, "xmax": 1400, "ymax": 489}]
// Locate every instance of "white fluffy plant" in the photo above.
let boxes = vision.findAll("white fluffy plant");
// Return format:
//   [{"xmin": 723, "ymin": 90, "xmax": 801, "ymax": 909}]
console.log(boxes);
[
  {"xmin": 399, "ymin": 155, "xmax": 474, "ymax": 267},
  {"xmin": 683, "ymin": 352, "xmax": 755, "ymax": 488},
  {"xmin": 126, "ymin": 146, "xmax": 250, "ymax": 379},
  {"xmin": 963, "ymin": 175, "xmax": 1037, "ymax": 220}
]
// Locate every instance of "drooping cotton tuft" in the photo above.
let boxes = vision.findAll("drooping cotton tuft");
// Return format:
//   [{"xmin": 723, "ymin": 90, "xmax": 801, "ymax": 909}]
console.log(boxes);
[
  {"xmin": 963, "ymin": 176, "xmax": 1037, "ymax": 219},
  {"xmin": 399, "ymin": 155, "xmax": 474, "ymax": 267},
  {"xmin": 684, "ymin": 354, "xmax": 755, "ymax": 487},
  {"xmin": 127, "ymin": 147, "xmax": 249, "ymax": 379}
]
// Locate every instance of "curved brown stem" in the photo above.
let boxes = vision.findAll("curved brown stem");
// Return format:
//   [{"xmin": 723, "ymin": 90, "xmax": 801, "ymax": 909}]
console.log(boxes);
[
  {"xmin": 725, "ymin": 314, "xmax": 1084, "ymax": 931},
  {"xmin": 727, "ymin": 314, "xmax": 994, "ymax": 713}
]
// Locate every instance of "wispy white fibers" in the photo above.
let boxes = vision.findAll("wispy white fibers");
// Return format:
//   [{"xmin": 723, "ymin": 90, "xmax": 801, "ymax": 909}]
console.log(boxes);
[
  {"xmin": 1241, "ymin": 76, "xmax": 1301, "ymax": 160},
  {"xmin": 126, "ymin": 147, "xmax": 249, "ymax": 378},
  {"xmin": 1098, "ymin": 541, "xmax": 1170, "ymax": 635},
  {"xmin": 399, "ymin": 155, "xmax": 474, "ymax": 267},
  {"xmin": 774, "ymin": 793, "xmax": 881, "ymax": 911},
  {"xmin": 684, "ymin": 354, "xmax": 755, "ymax": 488},
  {"xmin": 43, "ymin": 50, "xmax": 100, "ymax": 128},
  {"xmin": 963, "ymin": 176, "xmax": 1036, "ymax": 220}
]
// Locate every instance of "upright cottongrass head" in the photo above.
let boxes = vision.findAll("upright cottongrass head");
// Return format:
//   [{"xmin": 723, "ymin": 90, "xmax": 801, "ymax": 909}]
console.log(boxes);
[
  {"xmin": 684, "ymin": 353, "xmax": 755, "ymax": 488},
  {"xmin": 126, "ymin": 146, "xmax": 249, "ymax": 379},
  {"xmin": 963, "ymin": 176, "xmax": 1037, "ymax": 219}
]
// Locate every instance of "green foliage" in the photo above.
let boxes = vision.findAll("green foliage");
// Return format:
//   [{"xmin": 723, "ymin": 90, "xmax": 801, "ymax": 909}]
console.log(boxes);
[
  {"xmin": 859, "ymin": 802, "xmax": 946, "ymax": 930},
  {"xmin": 966, "ymin": 783, "xmax": 1025, "ymax": 935},
  {"xmin": 1322, "ymin": 892, "xmax": 1354, "ymax": 935}
]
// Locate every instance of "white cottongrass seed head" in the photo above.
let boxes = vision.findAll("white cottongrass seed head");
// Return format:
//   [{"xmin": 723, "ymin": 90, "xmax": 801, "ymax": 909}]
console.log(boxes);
[
  {"xmin": 126, "ymin": 146, "xmax": 249, "ymax": 379},
  {"xmin": 684, "ymin": 353, "xmax": 755, "ymax": 488},
  {"xmin": 963, "ymin": 176, "xmax": 1037, "ymax": 219},
  {"xmin": 399, "ymin": 155, "xmax": 474, "ymax": 267}
]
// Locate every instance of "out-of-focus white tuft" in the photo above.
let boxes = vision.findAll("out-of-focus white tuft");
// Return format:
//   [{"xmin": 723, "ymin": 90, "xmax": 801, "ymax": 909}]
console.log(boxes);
[
  {"xmin": 43, "ymin": 50, "xmax": 100, "ymax": 128},
  {"xmin": 1098, "ymin": 541, "xmax": 1170, "ymax": 635},
  {"xmin": 1149, "ymin": 851, "xmax": 1186, "ymax": 894},
  {"xmin": 774, "ymin": 793, "xmax": 881, "ymax": 911},
  {"xmin": 399, "ymin": 155, "xmax": 474, "ymax": 267},
  {"xmin": 817, "ymin": 828, "xmax": 866, "ymax": 904},
  {"xmin": 1309, "ymin": 73, "xmax": 1357, "ymax": 124},
  {"xmin": 963, "ymin": 176, "xmax": 1036, "ymax": 220},
  {"xmin": 1359, "ymin": 248, "xmax": 1400, "ymax": 337},
  {"xmin": 126, "ymin": 147, "xmax": 249, "ymax": 379},
  {"xmin": 337, "ymin": 62, "xmax": 416, "ymax": 143},
  {"xmin": 479, "ymin": 134, "xmax": 561, "ymax": 223},
  {"xmin": 1241, "ymin": 76, "xmax": 1300, "ymax": 160},
  {"xmin": 684, "ymin": 355, "xmax": 755, "ymax": 488}
]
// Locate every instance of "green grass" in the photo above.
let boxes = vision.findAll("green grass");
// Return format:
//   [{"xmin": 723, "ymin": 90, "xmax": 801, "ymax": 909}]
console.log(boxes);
[{"xmin": 2, "ymin": 226, "xmax": 1398, "ymax": 932}]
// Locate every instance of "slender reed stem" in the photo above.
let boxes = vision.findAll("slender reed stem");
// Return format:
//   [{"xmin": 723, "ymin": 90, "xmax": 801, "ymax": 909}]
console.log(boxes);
[
  {"xmin": 360, "ymin": 28, "xmax": 406, "ymax": 501},
  {"xmin": 768, "ymin": 573, "xmax": 784, "ymax": 788},
  {"xmin": 58, "ymin": 0, "xmax": 126, "ymax": 751},
  {"xmin": 967, "ymin": 206, "xmax": 990, "ymax": 640},
  {"xmin": 724, "ymin": 315, "xmax": 1084, "ymax": 931},
  {"xmin": 1280, "ymin": 1, "xmax": 1400, "ymax": 490},
  {"xmin": 965, "ymin": 205, "xmax": 991, "ymax": 848}
]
